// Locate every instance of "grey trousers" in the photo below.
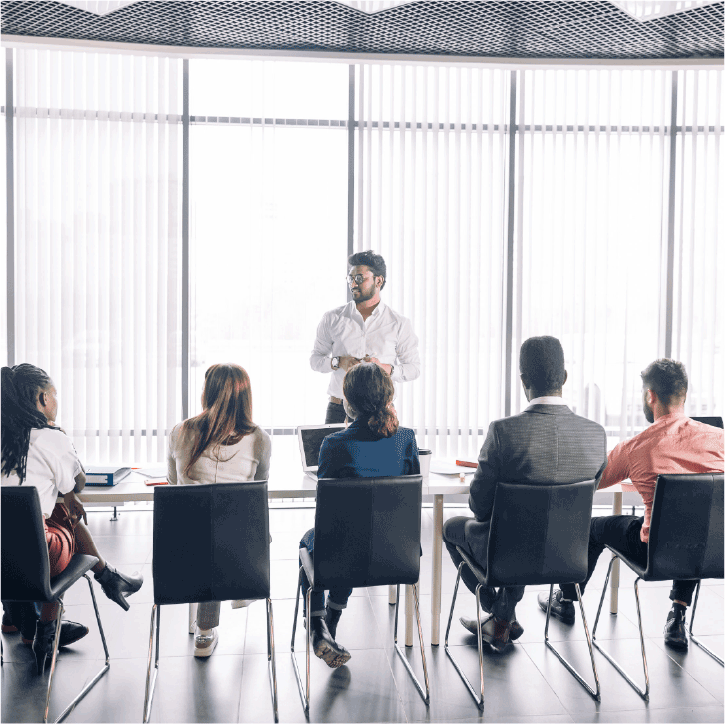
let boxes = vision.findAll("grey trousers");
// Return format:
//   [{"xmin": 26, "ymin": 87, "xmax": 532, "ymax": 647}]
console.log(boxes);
[{"xmin": 197, "ymin": 601, "xmax": 221, "ymax": 630}]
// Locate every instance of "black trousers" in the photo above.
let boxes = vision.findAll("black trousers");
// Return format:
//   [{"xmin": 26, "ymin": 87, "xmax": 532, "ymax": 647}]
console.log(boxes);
[
  {"xmin": 560, "ymin": 515, "xmax": 699, "ymax": 605},
  {"xmin": 325, "ymin": 401, "xmax": 346, "ymax": 424},
  {"xmin": 443, "ymin": 516, "xmax": 525, "ymax": 622}
]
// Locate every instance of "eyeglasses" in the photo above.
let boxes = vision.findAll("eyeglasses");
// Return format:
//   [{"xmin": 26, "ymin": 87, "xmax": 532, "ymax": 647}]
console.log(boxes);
[{"xmin": 347, "ymin": 273, "xmax": 371, "ymax": 285}]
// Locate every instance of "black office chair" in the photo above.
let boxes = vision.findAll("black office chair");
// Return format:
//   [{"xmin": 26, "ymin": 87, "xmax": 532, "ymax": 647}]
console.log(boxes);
[
  {"xmin": 591, "ymin": 472, "xmax": 724, "ymax": 700},
  {"xmin": 290, "ymin": 475, "xmax": 429, "ymax": 714},
  {"xmin": 142, "ymin": 482, "xmax": 278, "ymax": 723},
  {"xmin": 445, "ymin": 479, "xmax": 600, "ymax": 710},
  {"xmin": 1, "ymin": 486, "xmax": 110, "ymax": 723}
]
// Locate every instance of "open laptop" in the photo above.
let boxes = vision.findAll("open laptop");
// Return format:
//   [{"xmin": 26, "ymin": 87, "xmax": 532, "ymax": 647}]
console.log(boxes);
[{"xmin": 297, "ymin": 424, "xmax": 346, "ymax": 480}]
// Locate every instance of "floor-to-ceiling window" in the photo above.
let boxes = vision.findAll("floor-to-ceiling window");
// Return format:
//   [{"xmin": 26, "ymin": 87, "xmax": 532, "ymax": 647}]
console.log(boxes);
[{"xmin": 4, "ymin": 49, "xmax": 722, "ymax": 463}]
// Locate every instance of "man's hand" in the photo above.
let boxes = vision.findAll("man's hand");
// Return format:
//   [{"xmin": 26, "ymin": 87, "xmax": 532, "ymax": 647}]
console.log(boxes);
[
  {"xmin": 339, "ymin": 355, "xmax": 362, "ymax": 371},
  {"xmin": 63, "ymin": 490, "xmax": 87, "ymax": 527},
  {"xmin": 364, "ymin": 356, "xmax": 392, "ymax": 375}
]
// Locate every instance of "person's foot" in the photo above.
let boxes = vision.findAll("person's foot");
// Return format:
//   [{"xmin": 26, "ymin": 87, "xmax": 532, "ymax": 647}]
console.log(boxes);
[
  {"xmin": 460, "ymin": 615, "xmax": 524, "ymax": 641},
  {"xmin": 325, "ymin": 604, "xmax": 343, "ymax": 641},
  {"xmin": 479, "ymin": 615, "xmax": 511, "ymax": 653},
  {"xmin": 22, "ymin": 621, "xmax": 89, "ymax": 648},
  {"xmin": 310, "ymin": 615, "xmax": 351, "ymax": 668},
  {"xmin": 194, "ymin": 628, "xmax": 219, "ymax": 657},
  {"xmin": 31, "ymin": 620, "xmax": 58, "ymax": 674},
  {"xmin": 664, "ymin": 603, "xmax": 688, "ymax": 650},
  {"xmin": 538, "ymin": 589, "xmax": 576, "ymax": 625},
  {"xmin": 95, "ymin": 564, "xmax": 143, "ymax": 611}
]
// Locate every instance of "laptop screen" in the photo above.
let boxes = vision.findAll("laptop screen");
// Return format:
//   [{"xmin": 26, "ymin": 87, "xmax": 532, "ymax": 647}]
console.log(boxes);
[
  {"xmin": 299, "ymin": 425, "xmax": 345, "ymax": 469},
  {"xmin": 691, "ymin": 416, "xmax": 724, "ymax": 429}
]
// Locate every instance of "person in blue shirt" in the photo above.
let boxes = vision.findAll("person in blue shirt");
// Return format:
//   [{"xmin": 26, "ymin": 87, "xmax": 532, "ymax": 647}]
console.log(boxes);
[{"xmin": 299, "ymin": 362, "xmax": 419, "ymax": 668}]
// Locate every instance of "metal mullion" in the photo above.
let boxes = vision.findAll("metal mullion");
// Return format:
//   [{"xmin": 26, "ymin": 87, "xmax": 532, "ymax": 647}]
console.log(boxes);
[
  {"xmin": 6, "ymin": 48, "xmax": 14, "ymax": 365},
  {"xmin": 347, "ymin": 64, "xmax": 355, "ymax": 300},
  {"xmin": 663, "ymin": 72, "xmax": 678, "ymax": 358},
  {"xmin": 503, "ymin": 71, "xmax": 517, "ymax": 418},
  {"xmin": 181, "ymin": 58, "xmax": 189, "ymax": 419}
]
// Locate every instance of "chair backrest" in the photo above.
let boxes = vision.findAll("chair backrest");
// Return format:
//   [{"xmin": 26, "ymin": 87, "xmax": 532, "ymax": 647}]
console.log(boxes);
[
  {"xmin": 486, "ymin": 479, "xmax": 597, "ymax": 586},
  {"xmin": 1, "ymin": 485, "xmax": 54, "ymax": 602},
  {"xmin": 691, "ymin": 416, "xmax": 724, "ymax": 429},
  {"xmin": 152, "ymin": 481, "xmax": 270, "ymax": 605},
  {"xmin": 312, "ymin": 475, "xmax": 423, "ymax": 590},
  {"xmin": 646, "ymin": 473, "xmax": 724, "ymax": 580}
]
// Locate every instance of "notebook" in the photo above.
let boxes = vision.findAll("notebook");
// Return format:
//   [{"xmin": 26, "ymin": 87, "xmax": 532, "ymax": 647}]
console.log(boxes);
[{"xmin": 297, "ymin": 424, "xmax": 345, "ymax": 480}]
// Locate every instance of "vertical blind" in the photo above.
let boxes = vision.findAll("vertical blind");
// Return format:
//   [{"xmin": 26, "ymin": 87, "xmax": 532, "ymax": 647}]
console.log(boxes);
[
  {"xmin": 5, "ymin": 51, "xmax": 723, "ymax": 462},
  {"xmin": 672, "ymin": 69, "xmax": 723, "ymax": 418},
  {"xmin": 12, "ymin": 49, "xmax": 183, "ymax": 464},
  {"xmin": 354, "ymin": 64, "xmax": 509, "ymax": 458},
  {"xmin": 513, "ymin": 69, "xmax": 672, "ymax": 441}
]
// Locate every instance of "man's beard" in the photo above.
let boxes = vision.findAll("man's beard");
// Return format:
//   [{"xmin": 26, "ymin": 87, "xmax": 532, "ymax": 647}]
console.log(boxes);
[{"xmin": 643, "ymin": 398, "xmax": 654, "ymax": 424}]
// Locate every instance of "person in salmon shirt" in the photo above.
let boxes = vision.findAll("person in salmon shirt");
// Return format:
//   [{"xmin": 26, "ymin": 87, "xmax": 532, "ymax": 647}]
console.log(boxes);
[{"xmin": 542, "ymin": 359, "xmax": 724, "ymax": 651}]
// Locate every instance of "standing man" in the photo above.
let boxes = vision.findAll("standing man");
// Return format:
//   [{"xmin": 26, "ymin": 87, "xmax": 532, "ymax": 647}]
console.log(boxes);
[
  {"xmin": 310, "ymin": 250, "xmax": 420, "ymax": 424},
  {"xmin": 541, "ymin": 359, "xmax": 724, "ymax": 651}
]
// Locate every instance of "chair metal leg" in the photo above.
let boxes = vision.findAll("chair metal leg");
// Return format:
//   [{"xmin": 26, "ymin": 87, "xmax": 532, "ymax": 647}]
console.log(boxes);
[
  {"xmin": 443, "ymin": 562, "xmax": 484, "ymax": 710},
  {"xmin": 142, "ymin": 604, "xmax": 161, "ymax": 723},
  {"xmin": 592, "ymin": 560, "xmax": 650, "ymax": 701},
  {"xmin": 266, "ymin": 598, "xmax": 279, "ymax": 722},
  {"xmin": 687, "ymin": 581, "xmax": 724, "ymax": 666},
  {"xmin": 543, "ymin": 583, "xmax": 601, "ymax": 701},
  {"xmin": 290, "ymin": 568, "xmax": 310, "ymax": 715},
  {"xmin": 46, "ymin": 575, "xmax": 112, "ymax": 723},
  {"xmin": 393, "ymin": 583, "xmax": 430, "ymax": 704}
]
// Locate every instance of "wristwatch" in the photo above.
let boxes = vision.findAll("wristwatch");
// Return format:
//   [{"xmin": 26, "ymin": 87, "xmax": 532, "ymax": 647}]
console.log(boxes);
[{"xmin": 331, "ymin": 356, "xmax": 340, "ymax": 370}]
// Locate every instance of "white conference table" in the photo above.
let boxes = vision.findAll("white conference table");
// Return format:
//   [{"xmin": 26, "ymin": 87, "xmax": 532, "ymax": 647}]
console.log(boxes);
[{"xmin": 72, "ymin": 438, "xmax": 631, "ymax": 647}]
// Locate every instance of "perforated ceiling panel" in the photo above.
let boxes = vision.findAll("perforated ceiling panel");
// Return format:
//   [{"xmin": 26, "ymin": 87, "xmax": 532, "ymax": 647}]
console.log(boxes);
[{"xmin": 1, "ymin": 0, "xmax": 723, "ymax": 59}]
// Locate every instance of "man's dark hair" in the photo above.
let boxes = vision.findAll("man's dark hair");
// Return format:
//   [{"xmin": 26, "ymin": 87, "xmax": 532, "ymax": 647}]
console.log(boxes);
[
  {"xmin": 348, "ymin": 250, "xmax": 386, "ymax": 290},
  {"xmin": 519, "ymin": 336, "xmax": 566, "ymax": 395},
  {"xmin": 641, "ymin": 359, "xmax": 688, "ymax": 407}
]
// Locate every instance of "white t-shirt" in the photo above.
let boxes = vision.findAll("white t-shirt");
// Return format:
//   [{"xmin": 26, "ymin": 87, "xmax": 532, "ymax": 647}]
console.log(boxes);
[
  {"xmin": 167, "ymin": 423, "xmax": 271, "ymax": 485},
  {"xmin": 1, "ymin": 428, "xmax": 82, "ymax": 518}
]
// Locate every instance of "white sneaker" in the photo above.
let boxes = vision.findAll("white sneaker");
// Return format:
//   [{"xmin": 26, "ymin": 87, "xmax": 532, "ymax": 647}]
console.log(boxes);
[
  {"xmin": 194, "ymin": 628, "xmax": 219, "ymax": 658},
  {"xmin": 231, "ymin": 599, "xmax": 257, "ymax": 609}
]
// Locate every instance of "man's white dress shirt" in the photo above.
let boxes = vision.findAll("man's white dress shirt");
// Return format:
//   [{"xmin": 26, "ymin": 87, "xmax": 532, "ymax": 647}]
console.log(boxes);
[{"xmin": 310, "ymin": 300, "xmax": 420, "ymax": 398}]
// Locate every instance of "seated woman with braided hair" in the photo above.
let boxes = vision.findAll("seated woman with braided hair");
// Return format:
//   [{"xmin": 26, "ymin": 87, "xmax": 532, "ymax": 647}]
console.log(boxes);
[
  {"xmin": 1, "ymin": 364, "xmax": 143, "ymax": 673},
  {"xmin": 298, "ymin": 361, "xmax": 420, "ymax": 669}
]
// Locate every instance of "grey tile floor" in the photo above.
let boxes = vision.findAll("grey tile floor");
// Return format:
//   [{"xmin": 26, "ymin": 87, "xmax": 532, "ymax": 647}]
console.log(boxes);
[{"xmin": 1, "ymin": 505, "xmax": 723, "ymax": 723}]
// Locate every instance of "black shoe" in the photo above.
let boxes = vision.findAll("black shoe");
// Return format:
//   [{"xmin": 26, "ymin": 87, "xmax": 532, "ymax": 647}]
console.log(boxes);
[
  {"xmin": 310, "ymin": 615, "xmax": 351, "ymax": 668},
  {"xmin": 664, "ymin": 604, "xmax": 688, "ymax": 651},
  {"xmin": 325, "ymin": 604, "xmax": 343, "ymax": 641},
  {"xmin": 479, "ymin": 614, "xmax": 511, "ymax": 654},
  {"xmin": 32, "ymin": 620, "xmax": 58, "ymax": 675},
  {"xmin": 460, "ymin": 615, "xmax": 524, "ymax": 641},
  {"xmin": 95, "ymin": 564, "xmax": 143, "ymax": 611},
  {"xmin": 538, "ymin": 589, "xmax": 576, "ymax": 625},
  {"xmin": 23, "ymin": 621, "xmax": 89, "ymax": 648}
]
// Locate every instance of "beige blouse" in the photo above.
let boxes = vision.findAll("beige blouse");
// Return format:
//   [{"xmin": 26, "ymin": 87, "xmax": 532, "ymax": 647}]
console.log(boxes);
[{"xmin": 167, "ymin": 423, "xmax": 271, "ymax": 485}]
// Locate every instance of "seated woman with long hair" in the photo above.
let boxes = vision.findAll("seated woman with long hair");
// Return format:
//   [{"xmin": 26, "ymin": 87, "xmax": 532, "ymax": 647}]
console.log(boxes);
[
  {"xmin": 1, "ymin": 364, "xmax": 143, "ymax": 673},
  {"xmin": 167, "ymin": 363, "xmax": 271, "ymax": 658},
  {"xmin": 299, "ymin": 362, "xmax": 420, "ymax": 668}
]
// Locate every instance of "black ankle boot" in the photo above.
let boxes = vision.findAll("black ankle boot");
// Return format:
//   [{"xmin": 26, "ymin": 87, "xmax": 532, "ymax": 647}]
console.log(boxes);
[
  {"xmin": 32, "ymin": 620, "xmax": 59, "ymax": 675},
  {"xmin": 664, "ymin": 603, "xmax": 688, "ymax": 650},
  {"xmin": 310, "ymin": 615, "xmax": 351, "ymax": 668},
  {"xmin": 95, "ymin": 564, "xmax": 143, "ymax": 611},
  {"xmin": 325, "ymin": 605, "xmax": 342, "ymax": 640}
]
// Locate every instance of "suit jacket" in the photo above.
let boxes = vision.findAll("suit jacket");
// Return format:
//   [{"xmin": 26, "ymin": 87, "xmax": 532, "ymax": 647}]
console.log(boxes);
[
  {"xmin": 317, "ymin": 418, "xmax": 420, "ymax": 479},
  {"xmin": 469, "ymin": 404, "xmax": 608, "ymax": 524}
]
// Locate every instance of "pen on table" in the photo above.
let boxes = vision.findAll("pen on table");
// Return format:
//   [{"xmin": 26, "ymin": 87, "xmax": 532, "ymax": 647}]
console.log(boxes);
[{"xmin": 455, "ymin": 460, "xmax": 477, "ymax": 468}]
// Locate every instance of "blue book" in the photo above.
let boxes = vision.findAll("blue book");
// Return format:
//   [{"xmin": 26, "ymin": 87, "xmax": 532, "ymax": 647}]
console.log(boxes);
[{"xmin": 85, "ymin": 467, "xmax": 131, "ymax": 487}]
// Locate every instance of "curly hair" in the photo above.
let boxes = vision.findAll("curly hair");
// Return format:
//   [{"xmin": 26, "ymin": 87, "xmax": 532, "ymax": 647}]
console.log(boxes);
[
  {"xmin": 641, "ymin": 359, "xmax": 688, "ymax": 407},
  {"xmin": 519, "ymin": 336, "xmax": 566, "ymax": 395},
  {"xmin": 343, "ymin": 362, "xmax": 399, "ymax": 438}
]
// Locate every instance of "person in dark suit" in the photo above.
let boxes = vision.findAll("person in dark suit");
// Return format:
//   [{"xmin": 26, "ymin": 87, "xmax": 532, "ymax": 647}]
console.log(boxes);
[
  {"xmin": 299, "ymin": 362, "xmax": 420, "ymax": 668},
  {"xmin": 443, "ymin": 336, "xmax": 608, "ymax": 652}
]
